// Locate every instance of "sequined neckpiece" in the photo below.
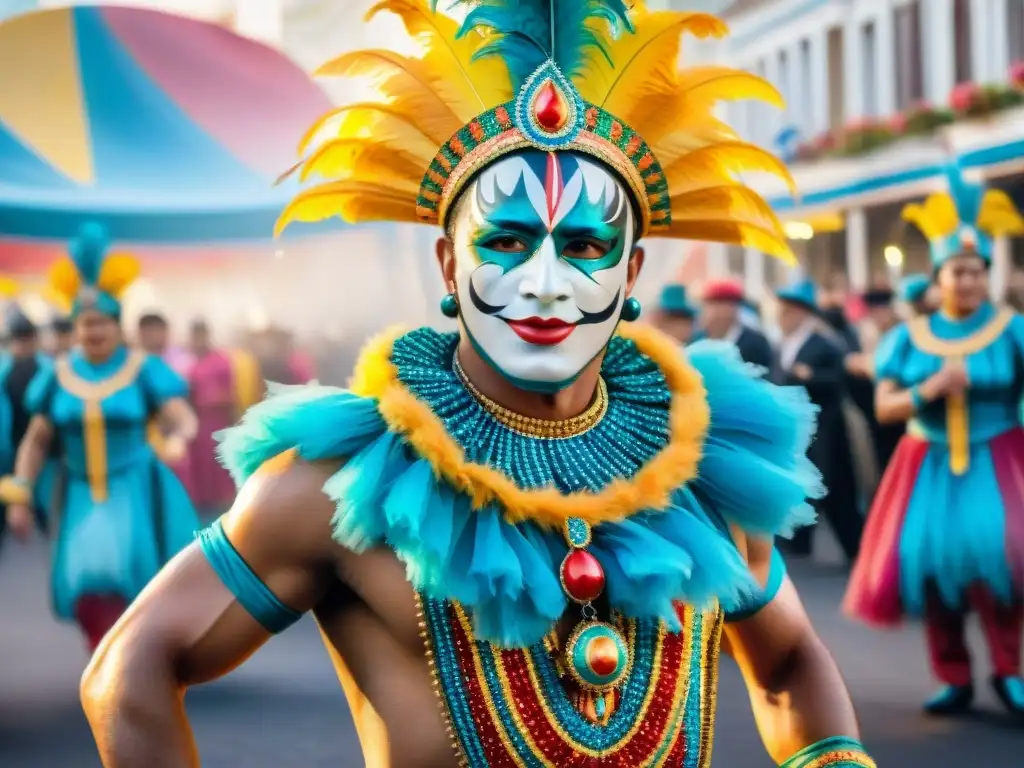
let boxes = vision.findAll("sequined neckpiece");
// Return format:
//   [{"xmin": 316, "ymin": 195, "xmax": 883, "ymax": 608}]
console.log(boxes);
[
  {"xmin": 420, "ymin": 597, "xmax": 722, "ymax": 767},
  {"xmin": 376, "ymin": 326, "xmax": 698, "ymax": 496}
]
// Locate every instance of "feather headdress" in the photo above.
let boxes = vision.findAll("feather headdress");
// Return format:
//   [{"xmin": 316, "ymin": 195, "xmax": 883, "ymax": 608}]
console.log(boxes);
[
  {"xmin": 48, "ymin": 222, "xmax": 141, "ymax": 317},
  {"xmin": 902, "ymin": 163, "xmax": 1024, "ymax": 267},
  {"xmin": 277, "ymin": 0, "xmax": 795, "ymax": 261}
]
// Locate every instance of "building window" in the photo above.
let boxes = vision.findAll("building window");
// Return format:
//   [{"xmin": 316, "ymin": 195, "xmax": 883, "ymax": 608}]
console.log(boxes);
[
  {"xmin": 861, "ymin": 21, "xmax": 878, "ymax": 117},
  {"xmin": 827, "ymin": 27, "xmax": 845, "ymax": 130},
  {"xmin": 954, "ymin": 0, "xmax": 973, "ymax": 83},
  {"xmin": 799, "ymin": 38, "xmax": 813, "ymax": 131},
  {"xmin": 1010, "ymin": 0, "xmax": 1024, "ymax": 64},
  {"xmin": 894, "ymin": 0, "xmax": 924, "ymax": 109}
]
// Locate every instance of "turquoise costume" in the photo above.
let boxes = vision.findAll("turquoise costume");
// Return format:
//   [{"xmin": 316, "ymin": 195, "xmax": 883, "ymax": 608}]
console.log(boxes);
[
  {"xmin": 846, "ymin": 163, "xmax": 1024, "ymax": 715},
  {"xmin": 195, "ymin": 325, "xmax": 875, "ymax": 766},
  {"xmin": 28, "ymin": 345, "xmax": 199, "ymax": 620}
]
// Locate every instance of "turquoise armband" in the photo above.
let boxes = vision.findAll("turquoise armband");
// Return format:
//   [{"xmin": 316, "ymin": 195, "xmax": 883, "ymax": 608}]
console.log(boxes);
[
  {"xmin": 725, "ymin": 546, "xmax": 787, "ymax": 623},
  {"xmin": 779, "ymin": 736, "xmax": 875, "ymax": 767},
  {"xmin": 197, "ymin": 520, "xmax": 302, "ymax": 634}
]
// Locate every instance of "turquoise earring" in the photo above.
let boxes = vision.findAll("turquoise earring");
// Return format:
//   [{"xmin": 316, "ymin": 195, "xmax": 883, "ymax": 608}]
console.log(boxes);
[
  {"xmin": 621, "ymin": 297, "xmax": 642, "ymax": 322},
  {"xmin": 440, "ymin": 293, "xmax": 459, "ymax": 318}
]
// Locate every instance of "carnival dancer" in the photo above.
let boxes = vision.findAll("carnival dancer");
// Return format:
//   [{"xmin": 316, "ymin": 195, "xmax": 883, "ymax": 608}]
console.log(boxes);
[
  {"xmin": 653, "ymin": 283, "xmax": 697, "ymax": 344},
  {"xmin": 700, "ymin": 278, "xmax": 773, "ymax": 368},
  {"xmin": 82, "ymin": 4, "xmax": 874, "ymax": 767},
  {"xmin": 845, "ymin": 165, "xmax": 1024, "ymax": 717},
  {"xmin": 185, "ymin": 320, "xmax": 238, "ymax": 518},
  {"xmin": 899, "ymin": 273, "xmax": 934, "ymax": 318},
  {"xmin": 1, "ymin": 224, "xmax": 200, "ymax": 652}
]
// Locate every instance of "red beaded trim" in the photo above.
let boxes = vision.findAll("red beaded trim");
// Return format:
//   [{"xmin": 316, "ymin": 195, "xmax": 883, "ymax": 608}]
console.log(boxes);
[{"xmin": 443, "ymin": 602, "xmax": 700, "ymax": 765}]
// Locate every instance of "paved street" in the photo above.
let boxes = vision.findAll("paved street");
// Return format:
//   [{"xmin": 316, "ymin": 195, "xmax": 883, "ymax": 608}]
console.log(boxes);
[{"xmin": 1, "ymin": 536, "xmax": 1021, "ymax": 767}]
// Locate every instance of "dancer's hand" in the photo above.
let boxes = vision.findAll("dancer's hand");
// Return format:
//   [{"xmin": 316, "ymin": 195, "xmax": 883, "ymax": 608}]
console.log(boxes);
[
  {"xmin": 928, "ymin": 360, "xmax": 968, "ymax": 398},
  {"xmin": 6, "ymin": 503, "xmax": 34, "ymax": 540},
  {"xmin": 162, "ymin": 434, "xmax": 188, "ymax": 464}
]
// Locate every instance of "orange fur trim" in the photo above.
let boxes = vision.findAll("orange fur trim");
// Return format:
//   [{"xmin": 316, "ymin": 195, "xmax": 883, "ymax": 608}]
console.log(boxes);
[{"xmin": 350, "ymin": 325, "xmax": 709, "ymax": 529}]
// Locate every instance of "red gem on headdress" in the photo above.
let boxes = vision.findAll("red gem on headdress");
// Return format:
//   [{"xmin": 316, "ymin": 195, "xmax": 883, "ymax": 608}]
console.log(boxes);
[
  {"xmin": 560, "ymin": 549, "xmax": 605, "ymax": 603},
  {"xmin": 533, "ymin": 80, "xmax": 569, "ymax": 132}
]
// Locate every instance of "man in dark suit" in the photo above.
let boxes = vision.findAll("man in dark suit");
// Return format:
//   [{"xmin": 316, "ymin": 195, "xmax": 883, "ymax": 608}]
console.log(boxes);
[
  {"xmin": 774, "ymin": 280, "xmax": 862, "ymax": 563},
  {"xmin": 699, "ymin": 279, "xmax": 773, "ymax": 369}
]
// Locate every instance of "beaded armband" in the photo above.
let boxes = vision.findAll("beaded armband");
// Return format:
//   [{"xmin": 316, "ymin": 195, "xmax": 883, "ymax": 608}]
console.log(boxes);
[
  {"xmin": 0, "ymin": 476, "xmax": 33, "ymax": 506},
  {"xmin": 779, "ymin": 736, "xmax": 875, "ymax": 767}
]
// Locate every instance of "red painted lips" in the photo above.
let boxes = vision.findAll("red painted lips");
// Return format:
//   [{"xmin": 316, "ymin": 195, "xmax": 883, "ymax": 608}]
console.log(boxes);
[{"xmin": 505, "ymin": 317, "xmax": 576, "ymax": 346}]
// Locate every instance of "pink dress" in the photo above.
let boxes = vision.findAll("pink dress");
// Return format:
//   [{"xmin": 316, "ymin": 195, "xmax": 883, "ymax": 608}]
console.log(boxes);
[{"xmin": 187, "ymin": 350, "xmax": 238, "ymax": 514}]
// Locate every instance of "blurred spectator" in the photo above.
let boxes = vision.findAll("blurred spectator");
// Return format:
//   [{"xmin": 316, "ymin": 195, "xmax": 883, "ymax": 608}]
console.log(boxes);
[
  {"xmin": 50, "ymin": 316, "xmax": 74, "ymax": 356},
  {"xmin": 137, "ymin": 313, "xmax": 193, "ymax": 377},
  {"xmin": 185, "ymin": 320, "xmax": 237, "ymax": 518},
  {"xmin": 652, "ymin": 284, "xmax": 697, "ymax": 345},
  {"xmin": 700, "ymin": 280, "xmax": 772, "ymax": 368},
  {"xmin": 774, "ymin": 280, "xmax": 862, "ymax": 562}
]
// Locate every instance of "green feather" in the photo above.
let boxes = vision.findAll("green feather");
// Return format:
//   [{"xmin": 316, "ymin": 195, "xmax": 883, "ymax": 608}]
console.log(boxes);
[{"xmin": 434, "ymin": 0, "xmax": 633, "ymax": 89}]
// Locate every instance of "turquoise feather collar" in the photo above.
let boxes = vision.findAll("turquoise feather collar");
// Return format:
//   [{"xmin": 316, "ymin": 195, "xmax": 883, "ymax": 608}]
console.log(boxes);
[{"xmin": 218, "ymin": 328, "xmax": 819, "ymax": 647}]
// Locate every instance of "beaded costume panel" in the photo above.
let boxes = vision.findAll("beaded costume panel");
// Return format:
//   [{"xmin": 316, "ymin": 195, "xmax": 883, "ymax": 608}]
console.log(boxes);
[{"xmin": 420, "ymin": 597, "xmax": 722, "ymax": 767}]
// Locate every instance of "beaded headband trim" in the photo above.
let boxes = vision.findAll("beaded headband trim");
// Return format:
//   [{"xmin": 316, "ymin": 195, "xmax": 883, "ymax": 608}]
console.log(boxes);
[{"xmin": 416, "ymin": 61, "xmax": 670, "ymax": 235}]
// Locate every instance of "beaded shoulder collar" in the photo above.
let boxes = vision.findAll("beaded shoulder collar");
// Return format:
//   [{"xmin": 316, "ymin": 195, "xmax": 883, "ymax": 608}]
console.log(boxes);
[{"xmin": 349, "ymin": 324, "xmax": 709, "ymax": 530}]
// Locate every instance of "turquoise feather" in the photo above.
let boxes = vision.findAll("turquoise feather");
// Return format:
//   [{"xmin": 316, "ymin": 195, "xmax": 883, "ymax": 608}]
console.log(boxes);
[
  {"xmin": 944, "ymin": 162, "xmax": 983, "ymax": 228},
  {"xmin": 438, "ymin": 0, "xmax": 633, "ymax": 89},
  {"xmin": 70, "ymin": 222, "xmax": 110, "ymax": 286}
]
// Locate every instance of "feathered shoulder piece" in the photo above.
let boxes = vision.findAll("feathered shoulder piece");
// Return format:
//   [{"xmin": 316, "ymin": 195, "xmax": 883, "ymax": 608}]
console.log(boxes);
[
  {"xmin": 902, "ymin": 162, "xmax": 1024, "ymax": 265},
  {"xmin": 48, "ymin": 222, "xmax": 141, "ymax": 315},
  {"xmin": 277, "ymin": 0, "xmax": 796, "ymax": 261}
]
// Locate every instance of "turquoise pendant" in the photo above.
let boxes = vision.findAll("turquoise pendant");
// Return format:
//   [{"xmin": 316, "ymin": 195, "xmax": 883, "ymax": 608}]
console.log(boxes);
[{"xmin": 564, "ymin": 620, "xmax": 630, "ymax": 693}]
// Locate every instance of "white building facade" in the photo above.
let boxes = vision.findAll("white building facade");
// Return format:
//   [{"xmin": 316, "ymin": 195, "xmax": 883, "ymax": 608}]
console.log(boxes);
[{"xmin": 715, "ymin": 0, "xmax": 1024, "ymax": 299}]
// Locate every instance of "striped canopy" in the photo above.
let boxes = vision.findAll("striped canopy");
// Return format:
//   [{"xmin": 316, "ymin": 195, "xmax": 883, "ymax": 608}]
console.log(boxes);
[{"xmin": 0, "ymin": 5, "xmax": 331, "ymax": 243}]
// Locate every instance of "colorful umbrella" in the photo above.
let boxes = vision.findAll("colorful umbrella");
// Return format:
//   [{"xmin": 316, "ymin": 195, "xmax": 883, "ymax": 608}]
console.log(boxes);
[{"xmin": 0, "ymin": 5, "xmax": 331, "ymax": 243}]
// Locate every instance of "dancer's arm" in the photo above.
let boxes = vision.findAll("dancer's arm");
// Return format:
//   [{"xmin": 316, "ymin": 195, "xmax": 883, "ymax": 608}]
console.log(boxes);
[
  {"xmin": 875, "ymin": 359, "xmax": 965, "ymax": 424},
  {"xmin": 81, "ymin": 453, "xmax": 340, "ymax": 768},
  {"xmin": 156, "ymin": 397, "xmax": 199, "ymax": 461},
  {"xmin": 11, "ymin": 415, "xmax": 54, "ymax": 483},
  {"xmin": 725, "ymin": 537, "xmax": 871, "ymax": 766},
  {"xmin": 1, "ymin": 415, "xmax": 55, "ymax": 535}
]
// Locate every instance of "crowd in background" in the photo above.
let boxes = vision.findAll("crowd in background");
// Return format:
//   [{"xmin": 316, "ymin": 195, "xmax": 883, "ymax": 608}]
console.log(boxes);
[{"xmin": 650, "ymin": 270, "xmax": 944, "ymax": 565}]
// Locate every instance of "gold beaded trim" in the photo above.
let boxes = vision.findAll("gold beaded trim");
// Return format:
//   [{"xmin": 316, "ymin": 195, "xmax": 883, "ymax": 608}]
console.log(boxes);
[{"xmin": 453, "ymin": 353, "xmax": 608, "ymax": 440}]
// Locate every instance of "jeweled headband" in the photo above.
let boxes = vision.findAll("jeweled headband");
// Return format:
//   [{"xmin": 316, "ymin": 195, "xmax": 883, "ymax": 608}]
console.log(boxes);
[{"xmin": 277, "ymin": 0, "xmax": 797, "ymax": 262}]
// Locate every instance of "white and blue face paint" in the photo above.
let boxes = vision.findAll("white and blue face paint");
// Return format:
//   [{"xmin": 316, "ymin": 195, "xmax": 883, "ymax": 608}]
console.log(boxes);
[{"xmin": 449, "ymin": 151, "xmax": 635, "ymax": 392}]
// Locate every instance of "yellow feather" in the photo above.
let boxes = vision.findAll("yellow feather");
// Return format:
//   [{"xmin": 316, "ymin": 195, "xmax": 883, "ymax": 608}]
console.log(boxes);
[
  {"xmin": 978, "ymin": 189, "xmax": 1024, "ymax": 236},
  {"xmin": 663, "ymin": 142, "xmax": 796, "ymax": 196},
  {"xmin": 641, "ymin": 120, "xmax": 740, "ymax": 168},
  {"xmin": 314, "ymin": 50, "xmax": 465, "ymax": 147},
  {"xmin": 275, "ymin": 181, "xmax": 418, "ymax": 236},
  {"xmin": 664, "ymin": 219, "xmax": 795, "ymax": 264},
  {"xmin": 299, "ymin": 138, "xmax": 426, "ymax": 187},
  {"xmin": 365, "ymin": 0, "xmax": 512, "ymax": 119},
  {"xmin": 669, "ymin": 185, "xmax": 785, "ymax": 233},
  {"xmin": 0, "ymin": 276, "xmax": 18, "ymax": 299},
  {"xmin": 96, "ymin": 253, "xmax": 141, "ymax": 299},
  {"xmin": 298, "ymin": 103, "xmax": 441, "ymax": 160},
  {"xmin": 578, "ymin": 11, "xmax": 726, "ymax": 112},
  {"xmin": 48, "ymin": 256, "xmax": 80, "ymax": 304},
  {"xmin": 902, "ymin": 194, "xmax": 958, "ymax": 240},
  {"xmin": 632, "ymin": 68, "xmax": 783, "ymax": 146}
]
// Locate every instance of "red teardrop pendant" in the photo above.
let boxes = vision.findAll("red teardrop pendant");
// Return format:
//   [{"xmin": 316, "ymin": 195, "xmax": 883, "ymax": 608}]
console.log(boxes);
[
  {"xmin": 560, "ymin": 549, "xmax": 605, "ymax": 603},
  {"xmin": 533, "ymin": 80, "xmax": 569, "ymax": 132}
]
